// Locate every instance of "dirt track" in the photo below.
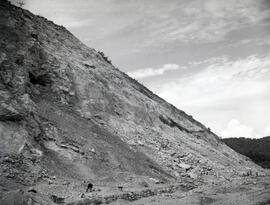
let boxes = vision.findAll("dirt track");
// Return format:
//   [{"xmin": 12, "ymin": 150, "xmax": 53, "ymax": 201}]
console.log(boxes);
[{"xmin": 108, "ymin": 176, "xmax": 270, "ymax": 205}]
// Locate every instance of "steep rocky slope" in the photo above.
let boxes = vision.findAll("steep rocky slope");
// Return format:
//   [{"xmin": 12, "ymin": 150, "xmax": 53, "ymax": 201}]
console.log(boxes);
[{"xmin": 0, "ymin": 0, "xmax": 266, "ymax": 204}]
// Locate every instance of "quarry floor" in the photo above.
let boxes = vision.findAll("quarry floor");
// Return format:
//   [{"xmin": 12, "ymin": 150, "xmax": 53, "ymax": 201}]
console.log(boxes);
[
  {"xmin": 109, "ymin": 176, "xmax": 270, "ymax": 205},
  {"xmin": 51, "ymin": 175, "xmax": 270, "ymax": 205},
  {"xmin": 1, "ymin": 174, "xmax": 270, "ymax": 205}
]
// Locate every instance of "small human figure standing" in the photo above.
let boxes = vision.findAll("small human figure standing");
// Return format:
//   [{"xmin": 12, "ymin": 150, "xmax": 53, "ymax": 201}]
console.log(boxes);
[{"xmin": 86, "ymin": 183, "xmax": 93, "ymax": 192}]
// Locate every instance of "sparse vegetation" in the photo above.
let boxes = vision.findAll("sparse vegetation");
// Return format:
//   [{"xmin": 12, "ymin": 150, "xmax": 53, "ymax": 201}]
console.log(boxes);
[
  {"xmin": 8, "ymin": 0, "xmax": 25, "ymax": 7},
  {"xmin": 16, "ymin": 1, "xmax": 24, "ymax": 7},
  {"xmin": 98, "ymin": 51, "xmax": 112, "ymax": 64}
]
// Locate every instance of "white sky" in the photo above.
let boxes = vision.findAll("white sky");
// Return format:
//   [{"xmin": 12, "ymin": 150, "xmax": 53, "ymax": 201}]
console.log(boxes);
[{"xmin": 13, "ymin": 0, "xmax": 270, "ymax": 138}]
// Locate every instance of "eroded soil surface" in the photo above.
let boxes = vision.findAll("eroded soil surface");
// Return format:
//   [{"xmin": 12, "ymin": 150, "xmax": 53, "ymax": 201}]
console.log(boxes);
[
  {"xmin": 109, "ymin": 176, "xmax": 270, "ymax": 205},
  {"xmin": 1, "ymin": 175, "xmax": 269, "ymax": 204}
]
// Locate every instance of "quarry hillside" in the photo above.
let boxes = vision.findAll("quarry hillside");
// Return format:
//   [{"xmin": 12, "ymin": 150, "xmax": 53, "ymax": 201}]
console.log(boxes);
[{"xmin": 0, "ymin": 1, "xmax": 268, "ymax": 204}]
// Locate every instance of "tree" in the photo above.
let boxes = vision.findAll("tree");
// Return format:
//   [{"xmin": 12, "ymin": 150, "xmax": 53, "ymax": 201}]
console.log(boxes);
[{"xmin": 16, "ymin": 1, "xmax": 25, "ymax": 8}]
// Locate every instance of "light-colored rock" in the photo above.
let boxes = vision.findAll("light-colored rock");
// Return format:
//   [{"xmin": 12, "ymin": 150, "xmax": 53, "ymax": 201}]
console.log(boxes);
[
  {"xmin": 179, "ymin": 163, "xmax": 192, "ymax": 170},
  {"xmin": 188, "ymin": 173, "xmax": 198, "ymax": 179}
]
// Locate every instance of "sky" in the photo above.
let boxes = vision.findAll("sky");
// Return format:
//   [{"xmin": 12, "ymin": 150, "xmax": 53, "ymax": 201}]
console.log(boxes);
[{"xmin": 12, "ymin": 0, "xmax": 270, "ymax": 138}]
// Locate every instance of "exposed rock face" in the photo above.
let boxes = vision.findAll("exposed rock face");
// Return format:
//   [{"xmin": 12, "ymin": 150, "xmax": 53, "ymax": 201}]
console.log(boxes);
[{"xmin": 0, "ymin": 0, "xmax": 265, "ymax": 203}]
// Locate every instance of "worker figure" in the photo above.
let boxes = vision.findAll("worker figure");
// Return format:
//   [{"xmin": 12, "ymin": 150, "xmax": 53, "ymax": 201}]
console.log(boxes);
[{"xmin": 86, "ymin": 182, "xmax": 93, "ymax": 192}]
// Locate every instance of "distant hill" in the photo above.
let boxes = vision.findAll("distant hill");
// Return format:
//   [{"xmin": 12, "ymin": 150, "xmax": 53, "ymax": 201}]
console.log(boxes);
[{"xmin": 223, "ymin": 137, "xmax": 270, "ymax": 168}]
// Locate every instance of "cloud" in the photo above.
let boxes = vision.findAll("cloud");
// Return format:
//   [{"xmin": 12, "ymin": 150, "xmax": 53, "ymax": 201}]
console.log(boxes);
[
  {"xmin": 221, "ymin": 119, "xmax": 254, "ymax": 138},
  {"xmin": 24, "ymin": 0, "xmax": 270, "ymax": 52},
  {"xmin": 153, "ymin": 54, "xmax": 270, "ymax": 137},
  {"xmin": 263, "ymin": 125, "xmax": 270, "ymax": 136},
  {"xmin": 142, "ymin": 0, "xmax": 270, "ymax": 46},
  {"xmin": 52, "ymin": 17, "xmax": 92, "ymax": 29},
  {"xmin": 127, "ymin": 64, "xmax": 180, "ymax": 79},
  {"xmin": 157, "ymin": 55, "xmax": 270, "ymax": 107}
]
